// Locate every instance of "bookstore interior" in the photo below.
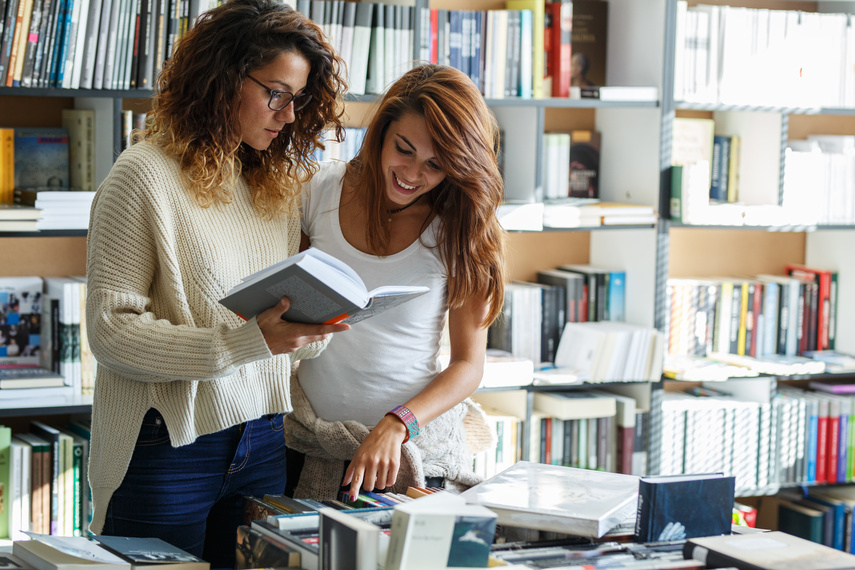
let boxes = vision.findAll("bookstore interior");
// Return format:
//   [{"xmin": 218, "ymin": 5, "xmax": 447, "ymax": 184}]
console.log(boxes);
[{"xmin": 4, "ymin": 0, "xmax": 855, "ymax": 568}]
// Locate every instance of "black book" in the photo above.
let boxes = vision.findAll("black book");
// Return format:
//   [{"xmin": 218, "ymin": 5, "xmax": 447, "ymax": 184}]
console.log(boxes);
[{"xmin": 634, "ymin": 472, "xmax": 734, "ymax": 543}]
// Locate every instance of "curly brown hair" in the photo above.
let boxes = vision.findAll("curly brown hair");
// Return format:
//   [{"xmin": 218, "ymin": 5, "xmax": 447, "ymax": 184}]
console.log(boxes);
[
  {"xmin": 144, "ymin": 0, "xmax": 347, "ymax": 218},
  {"xmin": 347, "ymin": 65, "xmax": 506, "ymax": 326}
]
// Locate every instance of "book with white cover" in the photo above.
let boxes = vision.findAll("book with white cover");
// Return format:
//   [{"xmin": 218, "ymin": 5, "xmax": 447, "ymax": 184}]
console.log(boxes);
[
  {"xmin": 460, "ymin": 461, "xmax": 639, "ymax": 538},
  {"xmin": 220, "ymin": 247, "xmax": 429, "ymax": 324},
  {"xmin": 385, "ymin": 492, "xmax": 496, "ymax": 570}
]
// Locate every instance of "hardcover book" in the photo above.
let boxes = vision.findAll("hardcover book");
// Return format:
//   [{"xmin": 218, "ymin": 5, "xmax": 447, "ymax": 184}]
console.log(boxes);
[
  {"xmin": 634, "ymin": 472, "xmax": 735, "ymax": 543},
  {"xmin": 684, "ymin": 530, "xmax": 855, "ymax": 570},
  {"xmin": 570, "ymin": 0, "xmax": 608, "ymax": 87},
  {"xmin": 568, "ymin": 130, "xmax": 601, "ymax": 199},
  {"xmin": 460, "ymin": 461, "xmax": 639, "ymax": 538},
  {"xmin": 220, "ymin": 247, "xmax": 429, "ymax": 324}
]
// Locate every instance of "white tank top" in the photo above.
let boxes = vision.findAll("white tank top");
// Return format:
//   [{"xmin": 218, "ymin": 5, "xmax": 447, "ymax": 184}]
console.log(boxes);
[{"xmin": 298, "ymin": 161, "xmax": 448, "ymax": 426}]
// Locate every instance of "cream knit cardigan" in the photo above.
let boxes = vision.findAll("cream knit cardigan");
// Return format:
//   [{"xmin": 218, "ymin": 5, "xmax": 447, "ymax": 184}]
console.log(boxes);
[{"xmin": 85, "ymin": 141, "xmax": 327, "ymax": 534}]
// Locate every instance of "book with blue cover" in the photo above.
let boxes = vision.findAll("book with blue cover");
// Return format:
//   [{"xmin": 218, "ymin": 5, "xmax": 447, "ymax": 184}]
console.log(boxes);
[{"xmin": 634, "ymin": 472, "xmax": 735, "ymax": 543}]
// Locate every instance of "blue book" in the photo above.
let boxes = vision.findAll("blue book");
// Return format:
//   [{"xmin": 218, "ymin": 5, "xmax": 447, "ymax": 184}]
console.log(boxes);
[
  {"xmin": 709, "ymin": 135, "xmax": 730, "ymax": 202},
  {"xmin": 807, "ymin": 492, "xmax": 847, "ymax": 551},
  {"xmin": 448, "ymin": 10, "xmax": 462, "ymax": 72},
  {"xmin": 607, "ymin": 270, "xmax": 627, "ymax": 322},
  {"xmin": 13, "ymin": 127, "xmax": 70, "ymax": 190},
  {"xmin": 838, "ymin": 410, "xmax": 849, "ymax": 484}
]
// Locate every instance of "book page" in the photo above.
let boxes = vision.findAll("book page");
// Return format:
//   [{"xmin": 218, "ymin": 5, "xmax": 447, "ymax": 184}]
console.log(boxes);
[{"xmin": 343, "ymin": 288, "xmax": 429, "ymax": 325}]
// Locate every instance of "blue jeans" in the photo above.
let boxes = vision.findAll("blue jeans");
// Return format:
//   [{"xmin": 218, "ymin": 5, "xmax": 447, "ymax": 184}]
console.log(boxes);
[{"xmin": 102, "ymin": 408, "xmax": 288, "ymax": 569}]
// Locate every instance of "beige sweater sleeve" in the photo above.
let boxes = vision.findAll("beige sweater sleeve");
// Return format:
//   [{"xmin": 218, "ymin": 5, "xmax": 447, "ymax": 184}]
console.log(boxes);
[{"xmin": 86, "ymin": 142, "xmax": 325, "ymax": 383}]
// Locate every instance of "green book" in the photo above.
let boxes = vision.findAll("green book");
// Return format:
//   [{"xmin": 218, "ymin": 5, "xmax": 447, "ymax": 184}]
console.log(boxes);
[{"xmin": 0, "ymin": 425, "xmax": 11, "ymax": 539}]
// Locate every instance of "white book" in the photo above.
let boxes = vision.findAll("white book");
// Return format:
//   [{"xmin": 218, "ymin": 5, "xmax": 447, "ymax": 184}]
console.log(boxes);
[
  {"xmin": 338, "ymin": 0, "xmax": 354, "ymax": 79},
  {"xmin": 92, "ymin": 0, "xmax": 115, "ymax": 89},
  {"xmin": 60, "ymin": 0, "xmax": 87, "ymax": 88},
  {"xmin": 319, "ymin": 507, "xmax": 381, "ymax": 570},
  {"xmin": 10, "ymin": 439, "xmax": 26, "ymax": 540},
  {"xmin": 102, "ymin": 0, "xmax": 124, "ymax": 90},
  {"xmin": 461, "ymin": 461, "xmax": 639, "ymax": 538},
  {"xmin": 385, "ymin": 492, "xmax": 496, "ymax": 570},
  {"xmin": 365, "ymin": 2, "xmax": 384, "ymax": 94},
  {"xmin": 348, "ymin": 1, "xmax": 372, "ymax": 95},
  {"xmin": 76, "ymin": 0, "xmax": 103, "ymax": 88},
  {"xmin": 383, "ymin": 4, "xmax": 395, "ymax": 87},
  {"xmin": 67, "ymin": 0, "xmax": 92, "ymax": 88},
  {"xmin": 220, "ymin": 247, "xmax": 428, "ymax": 324},
  {"xmin": 13, "ymin": 535, "xmax": 131, "ymax": 569}
]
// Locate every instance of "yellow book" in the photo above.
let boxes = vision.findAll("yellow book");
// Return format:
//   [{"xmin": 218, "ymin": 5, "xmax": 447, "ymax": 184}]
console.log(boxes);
[
  {"xmin": 506, "ymin": 0, "xmax": 544, "ymax": 98},
  {"xmin": 727, "ymin": 135, "xmax": 741, "ymax": 203},
  {"xmin": 737, "ymin": 281, "xmax": 749, "ymax": 356},
  {"xmin": 11, "ymin": 0, "xmax": 33, "ymax": 86},
  {"xmin": 0, "ymin": 128, "xmax": 14, "ymax": 203}
]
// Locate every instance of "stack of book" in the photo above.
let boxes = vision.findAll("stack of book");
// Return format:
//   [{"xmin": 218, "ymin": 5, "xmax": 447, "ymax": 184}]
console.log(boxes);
[
  {"xmin": 543, "ymin": 199, "xmax": 658, "ymax": 228},
  {"xmin": 13, "ymin": 190, "xmax": 95, "ymax": 231},
  {"xmin": 0, "ymin": 203, "xmax": 42, "ymax": 232}
]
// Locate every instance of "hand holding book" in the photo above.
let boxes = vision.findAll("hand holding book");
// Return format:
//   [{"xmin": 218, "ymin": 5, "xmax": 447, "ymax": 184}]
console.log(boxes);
[{"xmin": 220, "ymin": 247, "xmax": 430, "ymax": 325}]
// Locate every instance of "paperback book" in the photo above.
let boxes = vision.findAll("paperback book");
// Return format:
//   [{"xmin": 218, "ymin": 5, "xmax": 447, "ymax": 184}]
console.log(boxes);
[{"xmin": 220, "ymin": 248, "xmax": 429, "ymax": 324}]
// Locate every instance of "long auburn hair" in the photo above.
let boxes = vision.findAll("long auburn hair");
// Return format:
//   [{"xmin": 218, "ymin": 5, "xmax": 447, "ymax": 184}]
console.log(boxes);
[
  {"xmin": 347, "ymin": 65, "xmax": 506, "ymax": 326},
  {"xmin": 144, "ymin": 0, "xmax": 346, "ymax": 218}
]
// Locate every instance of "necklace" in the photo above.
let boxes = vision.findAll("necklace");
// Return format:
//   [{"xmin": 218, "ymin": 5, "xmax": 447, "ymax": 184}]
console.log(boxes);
[{"xmin": 386, "ymin": 195, "xmax": 422, "ymax": 222}]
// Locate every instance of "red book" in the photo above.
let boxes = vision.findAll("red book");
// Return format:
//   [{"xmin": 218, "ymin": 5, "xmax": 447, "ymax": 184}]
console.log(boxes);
[
  {"xmin": 549, "ymin": 1, "xmax": 572, "ymax": 97},
  {"xmin": 816, "ymin": 399, "xmax": 829, "ymax": 484},
  {"xmin": 430, "ymin": 9, "xmax": 438, "ymax": 64},
  {"xmin": 827, "ymin": 409, "xmax": 840, "ymax": 484},
  {"xmin": 543, "ymin": 417, "xmax": 552, "ymax": 464},
  {"xmin": 786, "ymin": 264, "xmax": 833, "ymax": 351}
]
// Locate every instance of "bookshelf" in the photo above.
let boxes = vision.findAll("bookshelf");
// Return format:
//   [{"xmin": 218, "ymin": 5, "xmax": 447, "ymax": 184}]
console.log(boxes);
[{"xmin": 656, "ymin": 0, "xmax": 855, "ymax": 501}]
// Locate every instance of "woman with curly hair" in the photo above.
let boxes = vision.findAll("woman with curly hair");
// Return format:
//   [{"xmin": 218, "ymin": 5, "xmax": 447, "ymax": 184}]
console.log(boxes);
[
  {"xmin": 284, "ymin": 64, "xmax": 506, "ymax": 501},
  {"xmin": 85, "ymin": 0, "xmax": 349, "ymax": 565}
]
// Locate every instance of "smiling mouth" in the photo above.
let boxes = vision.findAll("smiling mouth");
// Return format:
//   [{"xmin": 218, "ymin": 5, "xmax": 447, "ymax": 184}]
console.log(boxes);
[{"xmin": 395, "ymin": 173, "xmax": 416, "ymax": 190}]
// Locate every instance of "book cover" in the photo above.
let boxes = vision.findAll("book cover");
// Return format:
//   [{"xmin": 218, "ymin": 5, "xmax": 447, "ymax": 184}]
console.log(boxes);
[
  {"xmin": 570, "ymin": 0, "xmax": 607, "ymax": 87},
  {"xmin": 634, "ymin": 472, "xmax": 735, "ymax": 543},
  {"xmin": 0, "ymin": 277, "xmax": 43, "ymax": 367},
  {"xmin": 684, "ymin": 530, "xmax": 855, "ymax": 570},
  {"xmin": 93, "ymin": 536, "xmax": 209, "ymax": 569},
  {"xmin": 460, "ymin": 461, "xmax": 639, "ymax": 538},
  {"xmin": 568, "ymin": 130, "xmax": 600, "ymax": 199},
  {"xmin": 385, "ymin": 493, "xmax": 496, "ymax": 570},
  {"xmin": 220, "ymin": 247, "xmax": 429, "ymax": 324},
  {"xmin": 13, "ymin": 128, "xmax": 70, "ymax": 190}
]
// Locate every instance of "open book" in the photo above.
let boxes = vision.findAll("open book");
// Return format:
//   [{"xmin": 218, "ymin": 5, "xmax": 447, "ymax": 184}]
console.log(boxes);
[{"xmin": 219, "ymin": 248, "xmax": 429, "ymax": 324}]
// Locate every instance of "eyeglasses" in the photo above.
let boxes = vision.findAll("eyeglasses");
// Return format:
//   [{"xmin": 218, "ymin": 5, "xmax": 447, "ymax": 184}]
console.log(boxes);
[{"xmin": 246, "ymin": 75, "xmax": 312, "ymax": 112}]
